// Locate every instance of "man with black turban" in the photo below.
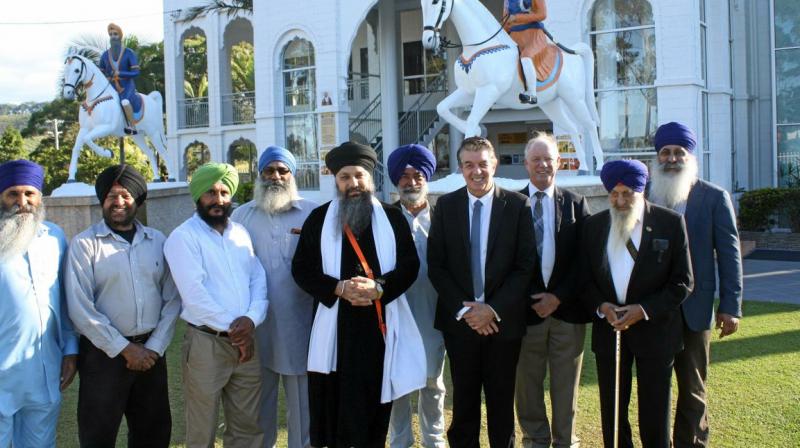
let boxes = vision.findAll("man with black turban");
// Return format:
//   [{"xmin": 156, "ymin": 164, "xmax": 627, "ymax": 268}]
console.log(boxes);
[
  {"xmin": 580, "ymin": 160, "xmax": 694, "ymax": 448},
  {"xmin": 292, "ymin": 141, "xmax": 425, "ymax": 448},
  {"xmin": 65, "ymin": 164, "xmax": 180, "ymax": 447}
]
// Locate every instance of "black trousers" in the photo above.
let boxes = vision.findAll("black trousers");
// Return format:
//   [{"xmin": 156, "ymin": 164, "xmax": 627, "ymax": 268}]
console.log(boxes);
[
  {"xmin": 595, "ymin": 342, "xmax": 674, "ymax": 448},
  {"xmin": 673, "ymin": 325, "xmax": 712, "ymax": 448},
  {"xmin": 77, "ymin": 336, "xmax": 171, "ymax": 448},
  {"xmin": 444, "ymin": 333, "xmax": 522, "ymax": 448}
]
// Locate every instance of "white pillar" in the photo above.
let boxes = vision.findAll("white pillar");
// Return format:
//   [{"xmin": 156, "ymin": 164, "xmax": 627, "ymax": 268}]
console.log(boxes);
[
  {"xmin": 379, "ymin": 0, "xmax": 399, "ymax": 180},
  {"xmin": 206, "ymin": 14, "xmax": 222, "ymax": 131}
]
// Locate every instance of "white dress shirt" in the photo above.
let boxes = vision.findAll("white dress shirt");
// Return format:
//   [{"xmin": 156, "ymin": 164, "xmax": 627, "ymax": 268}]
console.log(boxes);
[
  {"xmin": 607, "ymin": 206, "xmax": 644, "ymax": 304},
  {"xmin": 456, "ymin": 187, "xmax": 500, "ymax": 320},
  {"xmin": 164, "ymin": 214, "xmax": 268, "ymax": 332},
  {"xmin": 528, "ymin": 182, "xmax": 556, "ymax": 286}
]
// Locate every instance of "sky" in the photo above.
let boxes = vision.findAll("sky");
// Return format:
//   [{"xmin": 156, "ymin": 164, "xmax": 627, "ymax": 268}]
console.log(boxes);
[{"xmin": 0, "ymin": 0, "xmax": 165, "ymax": 104}]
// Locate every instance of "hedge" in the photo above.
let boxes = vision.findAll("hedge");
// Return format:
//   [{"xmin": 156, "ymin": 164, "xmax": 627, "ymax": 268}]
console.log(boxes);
[{"xmin": 739, "ymin": 187, "xmax": 800, "ymax": 232}]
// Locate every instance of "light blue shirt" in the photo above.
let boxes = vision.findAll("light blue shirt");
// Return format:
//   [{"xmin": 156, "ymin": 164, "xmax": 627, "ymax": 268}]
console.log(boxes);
[{"xmin": 0, "ymin": 221, "xmax": 79, "ymax": 417}]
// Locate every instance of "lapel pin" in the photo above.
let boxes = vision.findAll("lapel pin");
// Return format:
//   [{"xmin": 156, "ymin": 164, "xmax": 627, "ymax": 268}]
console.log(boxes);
[{"xmin": 646, "ymin": 226, "xmax": 652, "ymax": 232}]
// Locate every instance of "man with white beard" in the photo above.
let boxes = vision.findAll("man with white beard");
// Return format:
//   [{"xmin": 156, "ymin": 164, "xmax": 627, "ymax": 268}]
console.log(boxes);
[
  {"xmin": 580, "ymin": 160, "xmax": 693, "ymax": 448},
  {"xmin": 647, "ymin": 122, "xmax": 742, "ymax": 448},
  {"xmin": 386, "ymin": 144, "xmax": 446, "ymax": 448},
  {"xmin": 0, "ymin": 160, "xmax": 79, "ymax": 447},
  {"xmin": 231, "ymin": 146, "xmax": 317, "ymax": 448}
]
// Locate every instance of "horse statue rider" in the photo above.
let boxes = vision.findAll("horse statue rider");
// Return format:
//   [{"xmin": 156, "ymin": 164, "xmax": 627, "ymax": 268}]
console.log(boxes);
[
  {"xmin": 504, "ymin": 0, "xmax": 551, "ymax": 105},
  {"xmin": 100, "ymin": 23, "xmax": 140, "ymax": 135}
]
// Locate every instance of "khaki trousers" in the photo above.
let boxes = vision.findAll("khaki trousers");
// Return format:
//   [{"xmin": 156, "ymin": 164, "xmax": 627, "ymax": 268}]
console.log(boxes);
[
  {"xmin": 183, "ymin": 326, "xmax": 264, "ymax": 448},
  {"xmin": 515, "ymin": 318, "xmax": 586, "ymax": 448}
]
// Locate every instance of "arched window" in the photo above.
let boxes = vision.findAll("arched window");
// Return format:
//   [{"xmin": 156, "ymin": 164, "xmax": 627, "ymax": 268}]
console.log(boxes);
[
  {"xmin": 282, "ymin": 38, "xmax": 319, "ymax": 190},
  {"xmin": 590, "ymin": 0, "xmax": 657, "ymax": 158},
  {"xmin": 180, "ymin": 29, "xmax": 209, "ymax": 128},
  {"xmin": 228, "ymin": 138, "xmax": 258, "ymax": 183},
  {"xmin": 184, "ymin": 141, "xmax": 211, "ymax": 180}
]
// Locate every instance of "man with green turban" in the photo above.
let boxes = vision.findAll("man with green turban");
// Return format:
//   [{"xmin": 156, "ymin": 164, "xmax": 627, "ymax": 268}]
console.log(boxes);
[{"xmin": 164, "ymin": 162, "xmax": 268, "ymax": 447}]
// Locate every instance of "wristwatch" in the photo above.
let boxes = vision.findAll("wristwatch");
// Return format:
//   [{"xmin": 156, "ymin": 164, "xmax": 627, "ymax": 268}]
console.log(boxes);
[{"xmin": 375, "ymin": 283, "xmax": 384, "ymax": 300}]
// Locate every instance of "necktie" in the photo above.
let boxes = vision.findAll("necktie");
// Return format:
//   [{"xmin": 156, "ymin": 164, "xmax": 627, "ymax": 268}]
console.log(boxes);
[
  {"xmin": 471, "ymin": 200, "xmax": 483, "ymax": 299},
  {"xmin": 533, "ymin": 191, "xmax": 545, "ymax": 263}
]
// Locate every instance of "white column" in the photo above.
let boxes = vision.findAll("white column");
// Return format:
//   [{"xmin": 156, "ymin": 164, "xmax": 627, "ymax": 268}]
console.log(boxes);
[
  {"xmin": 379, "ymin": 0, "xmax": 399, "ymax": 174},
  {"xmin": 163, "ymin": 13, "xmax": 181, "ymax": 179},
  {"xmin": 206, "ymin": 14, "xmax": 222, "ymax": 130}
]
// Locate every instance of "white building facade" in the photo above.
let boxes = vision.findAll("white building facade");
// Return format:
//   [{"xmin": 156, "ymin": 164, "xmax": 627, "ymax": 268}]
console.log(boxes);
[{"xmin": 162, "ymin": 0, "xmax": 800, "ymax": 202}]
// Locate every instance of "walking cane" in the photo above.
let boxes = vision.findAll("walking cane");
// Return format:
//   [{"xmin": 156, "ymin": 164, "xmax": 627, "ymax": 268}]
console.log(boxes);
[{"xmin": 613, "ymin": 328, "xmax": 622, "ymax": 448}]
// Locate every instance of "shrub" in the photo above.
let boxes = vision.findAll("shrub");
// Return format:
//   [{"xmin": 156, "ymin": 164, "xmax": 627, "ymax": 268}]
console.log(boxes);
[
  {"xmin": 739, "ymin": 188, "xmax": 800, "ymax": 232},
  {"xmin": 234, "ymin": 181, "xmax": 254, "ymax": 205}
]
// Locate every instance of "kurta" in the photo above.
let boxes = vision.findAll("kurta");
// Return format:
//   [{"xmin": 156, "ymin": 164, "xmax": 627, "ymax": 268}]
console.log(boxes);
[
  {"xmin": 99, "ymin": 47, "xmax": 142, "ymax": 113},
  {"xmin": 0, "ymin": 222, "xmax": 79, "ymax": 417},
  {"xmin": 292, "ymin": 201, "xmax": 419, "ymax": 448},
  {"xmin": 231, "ymin": 199, "xmax": 316, "ymax": 375}
]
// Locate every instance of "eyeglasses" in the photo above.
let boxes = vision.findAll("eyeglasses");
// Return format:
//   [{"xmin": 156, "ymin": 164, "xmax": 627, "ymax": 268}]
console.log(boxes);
[{"xmin": 263, "ymin": 167, "xmax": 291, "ymax": 176}]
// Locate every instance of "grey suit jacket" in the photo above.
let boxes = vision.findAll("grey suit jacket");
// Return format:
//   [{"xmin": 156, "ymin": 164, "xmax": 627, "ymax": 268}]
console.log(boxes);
[{"xmin": 683, "ymin": 179, "xmax": 743, "ymax": 331}]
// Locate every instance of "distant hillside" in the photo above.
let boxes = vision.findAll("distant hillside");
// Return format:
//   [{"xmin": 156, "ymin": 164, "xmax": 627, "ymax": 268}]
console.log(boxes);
[
  {"xmin": 0, "ymin": 102, "xmax": 45, "ymax": 115},
  {"xmin": 0, "ymin": 114, "xmax": 30, "ymax": 134}
]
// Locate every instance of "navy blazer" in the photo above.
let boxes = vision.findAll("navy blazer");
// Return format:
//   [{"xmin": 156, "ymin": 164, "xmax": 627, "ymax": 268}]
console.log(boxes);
[
  {"xmin": 681, "ymin": 179, "xmax": 743, "ymax": 331},
  {"xmin": 519, "ymin": 185, "xmax": 592, "ymax": 325},
  {"xmin": 580, "ymin": 202, "xmax": 694, "ymax": 357},
  {"xmin": 428, "ymin": 186, "xmax": 536, "ymax": 340}
]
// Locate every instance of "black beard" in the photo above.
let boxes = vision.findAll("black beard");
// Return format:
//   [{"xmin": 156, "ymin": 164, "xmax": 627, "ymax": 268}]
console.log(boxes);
[
  {"xmin": 102, "ymin": 204, "xmax": 137, "ymax": 230},
  {"xmin": 338, "ymin": 189, "xmax": 373, "ymax": 236},
  {"xmin": 197, "ymin": 201, "xmax": 232, "ymax": 228}
]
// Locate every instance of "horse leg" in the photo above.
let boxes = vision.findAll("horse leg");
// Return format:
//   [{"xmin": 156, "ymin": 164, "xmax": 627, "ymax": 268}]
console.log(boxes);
[
  {"xmin": 82, "ymin": 125, "xmax": 116, "ymax": 158},
  {"xmin": 147, "ymin": 128, "xmax": 171, "ymax": 181},
  {"xmin": 464, "ymin": 85, "xmax": 502, "ymax": 137},
  {"xmin": 563, "ymin": 96, "xmax": 605, "ymax": 171},
  {"xmin": 132, "ymin": 133, "xmax": 160, "ymax": 180},
  {"xmin": 539, "ymin": 99, "xmax": 589, "ymax": 172},
  {"xmin": 436, "ymin": 89, "xmax": 473, "ymax": 135},
  {"xmin": 68, "ymin": 128, "xmax": 89, "ymax": 181}
]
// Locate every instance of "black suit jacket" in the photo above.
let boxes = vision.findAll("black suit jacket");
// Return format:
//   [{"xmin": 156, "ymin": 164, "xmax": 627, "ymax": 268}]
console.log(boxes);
[
  {"xmin": 428, "ymin": 186, "xmax": 536, "ymax": 340},
  {"xmin": 580, "ymin": 201, "xmax": 694, "ymax": 357},
  {"xmin": 520, "ymin": 185, "xmax": 592, "ymax": 325}
]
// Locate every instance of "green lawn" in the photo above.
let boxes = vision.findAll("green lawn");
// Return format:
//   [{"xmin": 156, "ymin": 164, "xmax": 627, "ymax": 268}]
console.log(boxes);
[{"xmin": 56, "ymin": 300, "xmax": 800, "ymax": 447}]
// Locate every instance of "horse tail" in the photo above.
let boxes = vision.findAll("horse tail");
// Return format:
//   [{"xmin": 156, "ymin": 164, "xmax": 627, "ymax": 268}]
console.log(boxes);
[
  {"xmin": 573, "ymin": 43, "xmax": 600, "ymax": 125},
  {"xmin": 148, "ymin": 91, "xmax": 168, "ymax": 151}
]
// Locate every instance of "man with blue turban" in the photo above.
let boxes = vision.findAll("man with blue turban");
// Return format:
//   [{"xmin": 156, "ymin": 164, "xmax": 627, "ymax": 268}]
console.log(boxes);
[
  {"xmin": 165, "ymin": 162, "xmax": 268, "ymax": 447},
  {"xmin": 648, "ymin": 122, "xmax": 742, "ymax": 448},
  {"xmin": 581, "ymin": 159, "xmax": 694, "ymax": 448},
  {"xmin": 232, "ymin": 146, "xmax": 317, "ymax": 448},
  {"xmin": 0, "ymin": 160, "xmax": 79, "ymax": 447},
  {"xmin": 385, "ymin": 144, "xmax": 446, "ymax": 448}
]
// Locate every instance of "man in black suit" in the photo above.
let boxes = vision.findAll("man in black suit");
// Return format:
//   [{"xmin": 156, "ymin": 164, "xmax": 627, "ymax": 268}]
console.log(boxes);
[
  {"xmin": 581, "ymin": 160, "xmax": 693, "ymax": 448},
  {"xmin": 428, "ymin": 136, "xmax": 536, "ymax": 448},
  {"xmin": 515, "ymin": 133, "xmax": 591, "ymax": 448}
]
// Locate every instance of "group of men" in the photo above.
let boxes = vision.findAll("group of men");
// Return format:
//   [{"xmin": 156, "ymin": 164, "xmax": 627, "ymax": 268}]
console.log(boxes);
[{"xmin": 0, "ymin": 121, "xmax": 741, "ymax": 448}]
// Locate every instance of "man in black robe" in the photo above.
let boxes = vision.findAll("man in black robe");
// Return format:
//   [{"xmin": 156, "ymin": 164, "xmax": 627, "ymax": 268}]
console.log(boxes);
[{"xmin": 292, "ymin": 141, "xmax": 420, "ymax": 448}]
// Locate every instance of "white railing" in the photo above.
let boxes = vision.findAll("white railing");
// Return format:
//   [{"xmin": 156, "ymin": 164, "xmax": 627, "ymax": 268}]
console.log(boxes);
[
  {"xmin": 222, "ymin": 91, "xmax": 256, "ymax": 125},
  {"xmin": 178, "ymin": 97, "xmax": 209, "ymax": 129}
]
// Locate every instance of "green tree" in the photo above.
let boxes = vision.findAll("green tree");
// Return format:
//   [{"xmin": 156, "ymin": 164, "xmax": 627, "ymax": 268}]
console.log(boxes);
[
  {"xmin": 183, "ymin": 34, "xmax": 209, "ymax": 98},
  {"xmin": 179, "ymin": 0, "xmax": 253, "ymax": 22},
  {"xmin": 231, "ymin": 41, "xmax": 255, "ymax": 93},
  {"xmin": 0, "ymin": 127, "xmax": 28, "ymax": 162}
]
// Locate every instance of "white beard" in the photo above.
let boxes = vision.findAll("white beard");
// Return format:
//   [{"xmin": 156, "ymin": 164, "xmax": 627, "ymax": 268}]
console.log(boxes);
[
  {"xmin": 253, "ymin": 177, "xmax": 300, "ymax": 215},
  {"xmin": 0, "ymin": 204, "xmax": 46, "ymax": 261},
  {"xmin": 648, "ymin": 156, "xmax": 699, "ymax": 210},
  {"xmin": 608, "ymin": 196, "xmax": 645, "ymax": 254},
  {"xmin": 399, "ymin": 183, "xmax": 428, "ymax": 208}
]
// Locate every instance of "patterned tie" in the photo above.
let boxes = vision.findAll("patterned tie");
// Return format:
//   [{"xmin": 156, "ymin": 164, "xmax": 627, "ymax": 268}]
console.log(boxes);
[
  {"xmin": 471, "ymin": 200, "xmax": 484, "ymax": 298},
  {"xmin": 533, "ymin": 191, "xmax": 545, "ymax": 263}
]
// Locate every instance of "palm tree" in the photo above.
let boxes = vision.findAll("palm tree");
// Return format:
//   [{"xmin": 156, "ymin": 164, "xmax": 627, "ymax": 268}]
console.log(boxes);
[{"xmin": 179, "ymin": 0, "xmax": 253, "ymax": 23}]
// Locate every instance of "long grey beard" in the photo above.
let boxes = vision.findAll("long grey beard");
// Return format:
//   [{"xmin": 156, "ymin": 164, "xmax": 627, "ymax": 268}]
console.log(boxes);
[
  {"xmin": 649, "ymin": 157, "xmax": 698, "ymax": 210},
  {"xmin": 254, "ymin": 177, "xmax": 299, "ymax": 215},
  {"xmin": 399, "ymin": 183, "xmax": 428, "ymax": 208},
  {"xmin": 608, "ymin": 197, "xmax": 644, "ymax": 254},
  {"xmin": 338, "ymin": 191, "xmax": 373, "ymax": 236},
  {"xmin": 0, "ymin": 204, "xmax": 45, "ymax": 261}
]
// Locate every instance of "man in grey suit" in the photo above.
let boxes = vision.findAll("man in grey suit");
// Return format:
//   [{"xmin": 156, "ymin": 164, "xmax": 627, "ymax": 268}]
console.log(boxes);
[{"xmin": 648, "ymin": 122, "xmax": 743, "ymax": 448}]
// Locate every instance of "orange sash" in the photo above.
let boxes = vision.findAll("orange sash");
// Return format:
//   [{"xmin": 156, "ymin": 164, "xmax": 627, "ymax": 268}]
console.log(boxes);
[{"xmin": 343, "ymin": 224, "xmax": 387, "ymax": 338}]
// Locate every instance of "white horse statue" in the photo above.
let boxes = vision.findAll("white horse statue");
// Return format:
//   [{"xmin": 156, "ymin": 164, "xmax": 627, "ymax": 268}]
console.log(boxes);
[
  {"xmin": 420, "ymin": 0, "xmax": 604, "ymax": 172},
  {"xmin": 61, "ymin": 50, "xmax": 169, "ymax": 181}
]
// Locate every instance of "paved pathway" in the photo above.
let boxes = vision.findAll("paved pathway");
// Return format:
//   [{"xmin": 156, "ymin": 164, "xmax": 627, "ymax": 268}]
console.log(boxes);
[{"xmin": 743, "ymin": 259, "xmax": 800, "ymax": 305}]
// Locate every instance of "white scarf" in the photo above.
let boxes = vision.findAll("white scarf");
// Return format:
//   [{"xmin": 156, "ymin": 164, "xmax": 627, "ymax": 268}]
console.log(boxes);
[{"xmin": 308, "ymin": 197, "xmax": 427, "ymax": 403}]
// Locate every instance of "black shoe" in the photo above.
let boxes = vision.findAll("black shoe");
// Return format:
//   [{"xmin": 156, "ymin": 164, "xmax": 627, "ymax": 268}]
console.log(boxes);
[
  {"xmin": 518, "ymin": 93, "xmax": 538, "ymax": 105},
  {"xmin": 124, "ymin": 127, "xmax": 138, "ymax": 135}
]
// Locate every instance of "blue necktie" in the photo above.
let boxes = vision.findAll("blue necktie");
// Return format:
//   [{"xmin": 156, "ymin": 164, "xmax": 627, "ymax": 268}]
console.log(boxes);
[
  {"xmin": 471, "ymin": 200, "xmax": 483, "ymax": 298},
  {"xmin": 533, "ymin": 191, "xmax": 545, "ymax": 264}
]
